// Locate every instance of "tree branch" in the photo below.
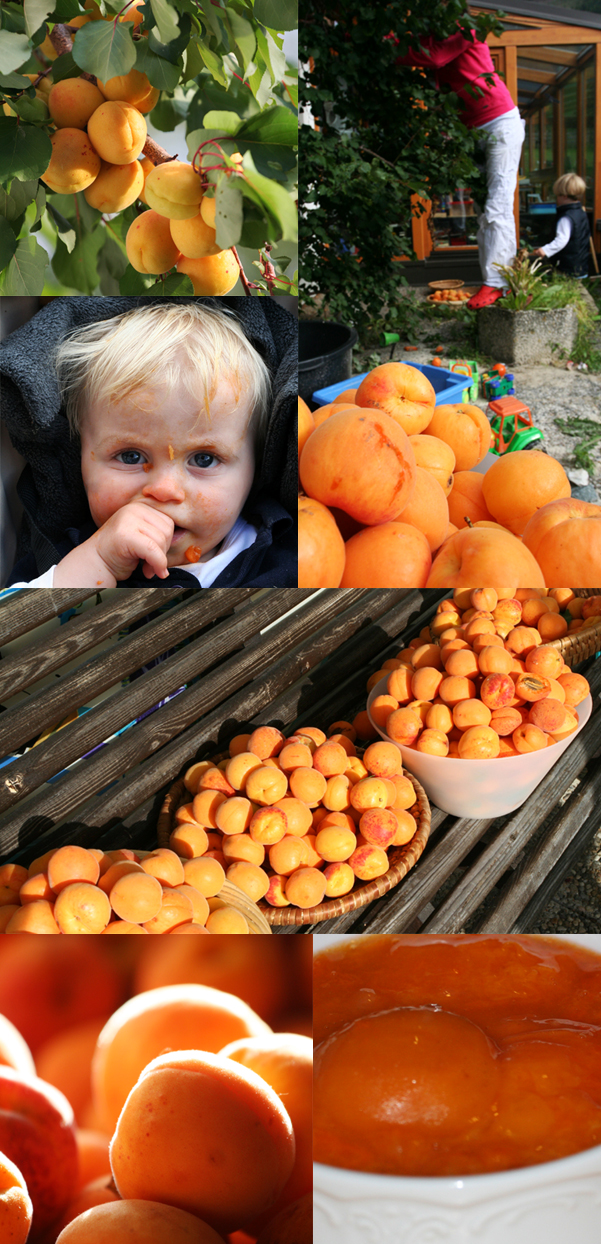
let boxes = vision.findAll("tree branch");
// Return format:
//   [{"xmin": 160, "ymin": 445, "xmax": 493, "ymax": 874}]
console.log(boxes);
[{"xmin": 142, "ymin": 136, "xmax": 178, "ymax": 165}]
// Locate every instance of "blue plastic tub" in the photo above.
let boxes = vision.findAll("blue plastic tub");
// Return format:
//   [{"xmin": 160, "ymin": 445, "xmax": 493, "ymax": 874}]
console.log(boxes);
[{"xmin": 312, "ymin": 362, "xmax": 467, "ymax": 407}]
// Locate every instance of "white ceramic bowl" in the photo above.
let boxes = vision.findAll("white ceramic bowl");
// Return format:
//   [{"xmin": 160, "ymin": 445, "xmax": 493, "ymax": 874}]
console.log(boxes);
[
  {"xmin": 314, "ymin": 935, "xmax": 601, "ymax": 1244},
  {"xmin": 367, "ymin": 674, "xmax": 592, "ymax": 817}
]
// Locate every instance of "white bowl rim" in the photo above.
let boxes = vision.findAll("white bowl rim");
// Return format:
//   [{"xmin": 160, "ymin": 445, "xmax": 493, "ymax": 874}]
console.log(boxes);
[{"xmin": 314, "ymin": 934, "xmax": 601, "ymax": 1192}]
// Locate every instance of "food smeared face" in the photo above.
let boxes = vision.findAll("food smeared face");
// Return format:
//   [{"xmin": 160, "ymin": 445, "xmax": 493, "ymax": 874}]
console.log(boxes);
[{"xmin": 81, "ymin": 368, "xmax": 256, "ymax": 565}]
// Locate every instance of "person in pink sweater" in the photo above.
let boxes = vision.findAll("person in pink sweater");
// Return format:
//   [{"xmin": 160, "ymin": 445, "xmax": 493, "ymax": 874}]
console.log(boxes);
[{"xmin": 396, "ymin": 30, "xmax": 525, "ymax": 307}]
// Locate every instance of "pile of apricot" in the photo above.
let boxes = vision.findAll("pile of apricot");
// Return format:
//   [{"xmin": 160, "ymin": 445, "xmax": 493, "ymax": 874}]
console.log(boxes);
[
  {"xmin": 429, "ymin": 288, "xmax": 470, "ymax": 302},
  {"xmin": 0, "ymin": 844, "xmax": 249, "ymax": 935},
  {"xmin": 364, "ymin": 588, "xmax": 595, "ymax": 760}
]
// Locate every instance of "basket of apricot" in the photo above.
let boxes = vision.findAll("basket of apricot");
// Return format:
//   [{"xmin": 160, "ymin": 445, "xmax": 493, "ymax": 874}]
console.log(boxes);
[
  {"xmin": 365, "ymin": 588, "xmax": 595, "ymax": 818},
  {"xmin": 157, "ymin": 727, "xmax": 432, "ymax": 925}
]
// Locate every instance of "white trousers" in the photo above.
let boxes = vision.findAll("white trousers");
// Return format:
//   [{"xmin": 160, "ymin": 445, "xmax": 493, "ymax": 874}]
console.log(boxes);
[{"xmin": 476, "ymin": 107, "xmax": 525, "ymax": 288}]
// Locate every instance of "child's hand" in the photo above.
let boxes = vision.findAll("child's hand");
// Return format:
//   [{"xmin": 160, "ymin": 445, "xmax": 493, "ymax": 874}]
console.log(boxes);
[
  {"xmin": 53, "ymin": 502, "xmax": 175, "ymax": 587},
  {"xmin": 94, "ymin": 502, "xmax": 175, "ymax": 581}
]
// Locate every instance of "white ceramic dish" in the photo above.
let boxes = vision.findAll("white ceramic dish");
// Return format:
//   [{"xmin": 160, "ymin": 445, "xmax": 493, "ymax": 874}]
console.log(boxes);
[
  {"xmin": 314, "ymin": 935, "xmax": 601, "ymax": 1244},
  {"xmin": 367, "ymin": 674, "xmax": 592, "ymax": 817}
]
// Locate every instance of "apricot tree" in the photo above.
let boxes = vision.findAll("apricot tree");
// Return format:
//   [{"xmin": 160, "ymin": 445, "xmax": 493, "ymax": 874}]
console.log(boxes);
[
  {"xmin": 0, "ymin": 0, "xmax": 297, "ymax": 295},
  {"xmin": 300, "ymin": 0, "xmax": 500, "ymax": 335}
]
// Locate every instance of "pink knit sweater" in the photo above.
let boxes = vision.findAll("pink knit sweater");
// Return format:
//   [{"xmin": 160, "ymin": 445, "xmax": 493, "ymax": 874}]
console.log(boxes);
[{"xmin": 396, "ymin": 31, "xmax": 515, "ymax": 128}]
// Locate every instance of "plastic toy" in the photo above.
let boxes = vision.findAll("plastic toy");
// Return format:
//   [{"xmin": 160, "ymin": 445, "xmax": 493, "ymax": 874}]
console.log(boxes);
[
  {"xmin": 481, "ymin": 370, "xmax": 515, "ymax": 400},
  {"xmin": 448, "ymin": 359, "xmax": 479, "ymax": 402},
  {"xmin": 486, "ymin": 397, "xmax": 545, "ymax": 454}
]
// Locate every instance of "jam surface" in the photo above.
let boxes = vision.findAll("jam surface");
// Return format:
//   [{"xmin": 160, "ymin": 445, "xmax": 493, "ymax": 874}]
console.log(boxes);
[{"xmin": 314, "ymin": 935, "xmax": 601, "ymax": 1176}]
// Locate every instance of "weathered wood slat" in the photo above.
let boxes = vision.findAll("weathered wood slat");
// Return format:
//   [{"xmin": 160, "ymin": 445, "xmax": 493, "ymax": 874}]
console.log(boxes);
[
  {"xmin": 0, "ymin": 587, "xmax": 191, "ymax": 701},
  {"xmin": 0, "ymin": 589, "xmax": 95, "ymax": 647},
  {"xmin": 0, "ymin": 590, "xmax": 370, "ymax": 855},
  {"xmin": 0, "ymin": 589, "xmax": 310, "ymax": 816},
  {"xmin": 420, "ymin": 697, "xmax": 601, "ymax": 933},
  {"xmin": 0, "ymin": 588, "xmax": 253, "ymax": 755},
  {"xmin": 476, "ymin": 760, "xmax": 601, "ymax": 933}
]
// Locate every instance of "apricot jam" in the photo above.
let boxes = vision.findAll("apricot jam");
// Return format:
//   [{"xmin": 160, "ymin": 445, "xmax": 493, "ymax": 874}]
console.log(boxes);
[{"xmin": 314, "ymin": 936, "xmax": 601, "ymax": 1176}]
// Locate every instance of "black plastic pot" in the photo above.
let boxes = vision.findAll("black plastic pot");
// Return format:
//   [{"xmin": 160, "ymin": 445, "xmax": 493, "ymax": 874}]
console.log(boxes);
[{"xmin": 299, "ymin": 321, "xmax": 358, "ymax": 407}]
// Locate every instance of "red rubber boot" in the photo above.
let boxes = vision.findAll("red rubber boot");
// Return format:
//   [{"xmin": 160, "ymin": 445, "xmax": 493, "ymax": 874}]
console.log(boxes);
[{"xmin": 467, "ymin": 285, "xmax": 504, "ymax": 309}]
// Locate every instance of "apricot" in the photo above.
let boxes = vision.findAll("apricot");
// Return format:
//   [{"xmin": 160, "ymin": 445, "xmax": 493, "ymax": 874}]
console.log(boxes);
[
  {"xmin": 41, "ymin": 128, "xmax": 101, "ymax": 192},
  {"xmin": 170, "ymin": 211, "xmax": 221, "ymax": 258},
  {"xmin": 315, "ymin": 825, "xmax": 357, "ymax": 861},
  {"xmin": 370, "ymin": 694, "xmax": 400, "ymax": 730},
  {"xmin": 246, "ymin": 727, "xmax": 285, "ymax": 759},
  {"xmin": 144, "ymin": 160, "xmax": 203, "ymax": 218},
  {"xmin": 288, "ymin": 767, "xmax": 327, "ymax": 806},
  {"xmin": 220, "ymin": 1033, "xmax": 312, "ymax": 1221},
  {"xmin": 125, "ymin": 210, "xmax": 180, "ymax": 274},
  {"xmin": 477, "ymin": 645, "xmax": 512, "ymax": 676},
  {"xmin": 550, "ymin": 705, "xmax": 579, "ymax": 741},
  {"xmin": 322, "ymin": 861, "xmax": 355, "ymax": 897},
  {"xmin": 482, "ymin": 451, "xmax": 571, "ymax": 536},
  {"xmin": 245, "ymin": 766, "xmax": 288, "ymax": 807},
  {"xmin": 537, "ymin": 612, "xmax": 568, "ymax": 642},
  {"xmin": 140, "ymin": 848, "xmax": 184, "ymax": 888},
  {"xmin": 457, "ymin": 725, "xmax": 500, "ymax": 758},
  {"xmin": 183, "ymin": 760, "xmax": 217, "ymax": 793},
  {"xmin": 447, "ymin": 470, "xmax": 495, "ymax": 529},
  {"xmin": 272, "ymin": 798, "xmax": 312, "ymax": 837},
  {"xmin": 192, "ymin": 790, "xmax": 228, "ymax": 828},
  {"xmin": 395, "ymin": 466, "xmax": 450, "ymax": 552},
  {"xmin": 35, "ymin": 1019, "xmax": 106, "ymax": 1129},
  {"xmin": 226, "ymin": 862, "xmax": 270, "ymax": 903},
  {"xmin": 425, "ymin": 403, "xmax": 492, "ymax": 471},
  {"xmin": 0, "ymin": 1015, "xmax": 35, "ymax": 1079},
  {"xmin": 427, "ymin": 526, "xmax": 545, "ymax": 592},
  {"xmin": 48, "ymin": 77, "xmax": 105, "ymax": 128},
  {"xmin": 529, "ymin": 698, "xmax": 566, "ymax": 733},
  {"xmin": 480, "ymin": 673, "xmax": 515, "ymax": 710},
  {"xmin": 348, "ymin": 843, "xmax": 389, "ymax": 880},
  {"xmin": 169, "ymin": 821, "xmax": 210, "ymax": 858},
  {"xmin": 53, "ymin": 1173, "xmax": 120, "ymax": 1236},
  {"xmin": 512, "ymin": 723, "xmax": 548, "ymax": 753},
  {"xmin": 492, "ymin": 597, "xmax": 522, "ymax": 636},
  {"xmin": 98, "ymin": 67, "xmax": 159, "ymax": 112},
  {"xmin": 263, "ymin": 875, "xmax": 290, "ymax": 907},
  {"xmin": 183, "ymin": 857, "xmax": 225, "ymax": 896},
  {"xmin": 322, "ymin": 774, "xmax": 352, "ymax": 811},
  {"xmin": 311, "ymin": 741, "xmax": 348, "ymax": 777},
  {"xmin": 361, "ymin": 741, "xmax": 401, "ymax": 777},
  {"xmin": 438, "ymin": 675, "xmax": 476, "ymax": 707},
  {"xmin": 391, "ymin": 809, "xmax": 417, "ymax": 844},
  {"xmin": 386, "ymin": 665, "xmax": 413, "ymax": 702},
  {"xmin": 87, "ymin": 100, "xmax": 146, "ymax": 163},
  {"xmin": 341, "ymin": 522, "xmax": 431, "ymax": 589},
  {"xmin": 557, "ymin": 671, "xmax": 590, "ymax": 707},
  {"xmin": 385, "ymin": 707, "xmax": 422, "ymax": 746},
  {"xmin": 205, "ymin": 907, "xmax": 248, "ymax": 933},
  {"xmin": 176, "ymin": 250, "xmax": 239, "ymax": 295},
  {"xmin": 453, "ymin": 699, "xmax": 492, "ymax": 730},
  {"xmin": 300, "ymin": 407, "xmax": 416, "ymax": 526},
  {"xmin": 411, "ymin": 666, "xmax": 444, "ymax": 701},
  {"xmin": 489, "ymin": 706, "xmax": 523, "ymax": 736},
  {"xmin": 56, "ymin": 1199, "xmax": 226, "ymax": 1243},
  {"xmin": 268, "ymin": 837, "xmax": 307, "ymax": 876},
  {"xmin": 6, "ymin": 899, "xmax": 61, "ymax": 933},
  {"xmin": 358, "ymin": 808, "xmax": 398, "ymax": 848},
  {"xmin": 356, "ymin": 362, "xmax": 435, "ymax": 437},
  {"xmin": 0, "ymin": 1151, "xmax": 33, "ymax": 1244},
  {"xmin": 443, "ymin": 647, "xmax": 479, "ymax": 679},
  {"xmin": 513, "ymin": 672, "xmax": 551, "ymax": 703},
  {"xmin": 285, "ymin": 867, "xmax": 327, "ymax": 908},
  {"xmin": 0, "ymin": 1066, "xmax": 78, "ymax": 1241},
  {"xmin": 414, "ymin": 727, "xmax": 448, "ymax": 755},
  {"xmin": 226, "ymin": 751, "xmax": 263, "ymax": 791},
  {"xmin": 409, "ymin": 433, "xmax": 456, "ymax": 495},
  {"xmin": 142, "ymin": 888, "xmax": 193, "ymax": 934}
]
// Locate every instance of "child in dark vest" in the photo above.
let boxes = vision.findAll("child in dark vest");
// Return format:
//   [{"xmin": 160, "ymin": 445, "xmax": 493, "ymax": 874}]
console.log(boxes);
[{"xmin": 532, "ymin": 174, "xmax": 591, "ymax": 278}]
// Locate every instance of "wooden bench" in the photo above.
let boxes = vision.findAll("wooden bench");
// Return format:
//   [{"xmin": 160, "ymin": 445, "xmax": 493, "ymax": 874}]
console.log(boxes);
[{"xmin": 1, "ymin": 587, "xmax": 598, "ymax": 935}]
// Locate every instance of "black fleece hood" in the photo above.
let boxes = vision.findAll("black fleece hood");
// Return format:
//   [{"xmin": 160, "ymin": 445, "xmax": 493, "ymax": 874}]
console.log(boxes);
[{"xmin": 0, "ymin": 296, "xmax": 298, "ymax": 579}]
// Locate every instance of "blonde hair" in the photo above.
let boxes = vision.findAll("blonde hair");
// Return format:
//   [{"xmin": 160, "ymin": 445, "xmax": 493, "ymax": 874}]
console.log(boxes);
[
  {"xmin": 553, "ymin": 173, "xmax": 586, "ymax": 200},
  {"xmin": 55, "ymin": 303, "xmax": 272, "ymax": 456}
]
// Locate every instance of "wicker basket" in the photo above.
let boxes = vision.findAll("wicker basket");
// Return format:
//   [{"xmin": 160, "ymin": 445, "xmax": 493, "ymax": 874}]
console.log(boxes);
[
  {"xmin": 158, "ymin": 770, "xmax": 431, "ymax": 928},
  {"xmin": 428, "ymin": 279, "xmax": 464, "ymax": 290}
]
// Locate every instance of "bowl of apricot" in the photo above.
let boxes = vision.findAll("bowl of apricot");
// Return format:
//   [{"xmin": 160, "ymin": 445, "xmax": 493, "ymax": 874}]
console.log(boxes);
[
  {"xmin": 365, "ymin": 671, "xmax": 592, "ymax": 816},
  {"xmin": 314, "ymin": 934, "xmax": 601, "ymax": 1244}
]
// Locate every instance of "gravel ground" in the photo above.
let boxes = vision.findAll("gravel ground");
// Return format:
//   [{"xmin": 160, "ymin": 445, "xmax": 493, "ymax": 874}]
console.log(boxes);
[{"xmin": 352, "ymin": 285, "xmax": 601, "ymax": 494}]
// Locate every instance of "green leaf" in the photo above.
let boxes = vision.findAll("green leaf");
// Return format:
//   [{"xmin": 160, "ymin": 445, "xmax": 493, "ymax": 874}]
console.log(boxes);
[
  {"xmin": 196, "ymin": 41, "xmax": 228, "ymax": 87},
  {"xmin": 48, "ymin": 0, "xmax": 86, "ymax": 19},
  {"xmin": 257, "ymin": 29, "xmax": 286, "ymax": 80},
  {"xmin": 0, "ymin": 32, "xmax": 32, "ymax": 74},
  {"xmin": 214, "ymin": 173, "xmax": 242, "ymax": 248},
  {"xmin": 24, "ymin": 1, "xmax": 54, "ymax": 38},
  {"xmin": 241, "ymin": 152, "xmax": 296, "ymax": 240},
  {"xmin": 52, "ymin": 223, "xmax": 104, "ymax": 291},
  {"xmin": 0, "ymin": 71, "xmax": 32, "ymax": 88},
  {"xmin": 97, "ymin": 232, "xmax": 128, "ymax": 293},
  {"xmin": 0, "ymin": 119, "xmax": 52, "ymax": 181},
  {"xmin": 31, "ymin": 179, "xmax": 45, "ymax": 225},
  {"xmin": 71, "ymin": 19, "xmax": 136, "ymax": 80},
  {"xmin": 147, "ymin": 10, "xmax": 190, "ymax": 62},
  {"xmin": 202, "ymin": 110, "xmax": 241, "ymax": 135},
  {"xmin": 149, "ymin": 0, "xmax": 179, "ymax": 45},
  {"xmin": 183, "ymin": 38, "xmax": 204, "ymax": 82},
  {"xmin": 0, "ymin": 213, "xmax": 18, "ymax": 270},
  {"xmin": 9, "ymin": 93, "xmax": 49, "ymax": 121},
  {"xmin": 159, "ymin": 271, "xmax": 194, "ymax": 294},
  {"xmin": 135, "ymin": 38, "xmax": 180, "ymax": 90},
  {"xmin": 46, "ymin": 199, "xmax": 76, "ymax": 250},
  {"xmin": 3, "ymin": 177, "xmax": 38, "ymax": 220},
  {"xmin": 0, "ymin": 233, "xmax": 48, "ymax": 293},
  {"xmin": 0, "ymin": 5, "xmax": 26, "ymax": 35},
  {"xmin": 247, "ymin": 57, "xmax": 274, "ymax": 108},
  {"xmin": 148, "ymin": 95, "xmax": 179, "ymax": 131},
  {"xmin": 49, "ymin": 51, "xmax": 81, "ymax": 82},
  {"xmin": 195, "ymin": 0, "xmax": 223, "ymax": 42},
  {"xmin": 239, "ymin": 216, "xmax": 269, "ymax": 248},
  {"xmin": 227, "ymin": 8, "xmax": 255, "ymax": 70},
  {"xmin": 253, "ymin": 0, "xmax": 297, "ymax": 31},
  {"xmin": 237, "ymin": 105, "xmax": 296, "ymax": 146},
  {"xmin": 119, "ymin": 262, "xmax": 155, "ymax": 294}
]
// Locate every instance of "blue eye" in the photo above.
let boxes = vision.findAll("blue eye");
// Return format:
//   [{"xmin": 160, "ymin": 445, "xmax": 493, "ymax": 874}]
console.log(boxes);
[
  {"xmin": 192, "ymin": 452, "xmax": 218, "ymax": 469},
  {"xmin": 116, "ymin": 450, "xmax": 144, "ymax": 465}
]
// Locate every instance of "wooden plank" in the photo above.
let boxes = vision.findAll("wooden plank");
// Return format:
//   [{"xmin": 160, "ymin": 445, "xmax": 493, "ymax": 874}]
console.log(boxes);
[
  {"xmin": 517, "ymin": 48, "xmax": 579, "ymax": 66},
  {"xmin": 0, "ymin": 590, "xmax": 94, "ymax": 648},
  {"xmin": 517, "ymin": 68, "xmax": 557, "ymax": 84},
  {"xmin": 511, "ymin": 784, "xmax": 601, "ymax": 933},
  {"xmin": 488, "ymin": 29, "xmax": 601, "ymax": 46},
  {"xmin": 0, "ymin": 589, "xmax": 372, "ymax": 855},
  {"xmin": 0, "ymin": 587, "xmax": 192, "ymax": 701},
  {"xmin": 0, "ymin": 589, "xmax": 253, "ymax": 754},
  {"xmin": 476, "ymin": 760, "xmax": 601, "ymax": 932},
  {"xmin": 595, "ymin": 45, "xmax": 601, "ymax": 251},
  {"xmin": 420, "ymin": 690, "xmax": 601, "ymax": 932}
]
